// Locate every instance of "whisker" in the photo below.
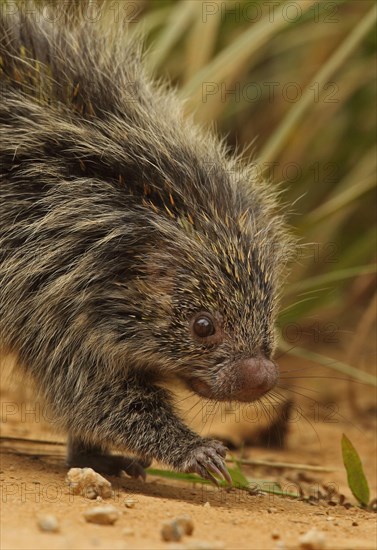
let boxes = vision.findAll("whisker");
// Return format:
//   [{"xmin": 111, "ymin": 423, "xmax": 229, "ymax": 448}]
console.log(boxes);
[
  {"xmin": 276, "ymin": 385, "xmax": 323, "ymax": 404},
  {"xmin": 280, "ymin": 375, "xmax": 370, "ymax": 385},
  {"xmin": 274, "ymin": 345, "xmax": 298, "ymax": 360},
  {"xmin": 277, "ymin": 383, "xmax": 323, "ymax": 395},
  {"xmin": 205, "ymin": 400, "xmax": 221, "ymax": 437}
]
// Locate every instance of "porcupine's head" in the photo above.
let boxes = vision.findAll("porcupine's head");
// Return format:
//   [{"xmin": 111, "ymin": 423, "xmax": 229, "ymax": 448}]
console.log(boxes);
[{"xmin": 121, "ymin": 151, "xmax": 291, "ymax": 404}]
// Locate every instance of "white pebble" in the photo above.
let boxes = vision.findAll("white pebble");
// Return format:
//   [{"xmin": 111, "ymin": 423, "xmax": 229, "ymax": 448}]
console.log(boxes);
[
  {"xmin": 66, "ymin": 468, "xmax": 112, "ymax": 500},
  {"xmin": 124, "ymin": 498, "xmax": 136, "ymax": 508},
  {"xmin": 84, "ymin": 505, "xmax": 120, "ymax": 525},
  {"xmin": 37, "ymin": 515, "xmax": 60, "ymax": 533},
  {"xmin": 299, "ymin": 528, "xmax": 326, "ymax": 549}
]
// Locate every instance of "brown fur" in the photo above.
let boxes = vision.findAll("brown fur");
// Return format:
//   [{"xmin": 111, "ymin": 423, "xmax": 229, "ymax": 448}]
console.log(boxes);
[{"xmin": 0, "ymin": 5, "xmax": 291, "ymax": 482}]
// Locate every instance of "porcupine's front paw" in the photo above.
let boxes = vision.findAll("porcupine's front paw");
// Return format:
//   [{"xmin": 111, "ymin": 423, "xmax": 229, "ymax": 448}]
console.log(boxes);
[{"xmin": 181, "ymin": 439, "xmax": 232, "ymax": 486}]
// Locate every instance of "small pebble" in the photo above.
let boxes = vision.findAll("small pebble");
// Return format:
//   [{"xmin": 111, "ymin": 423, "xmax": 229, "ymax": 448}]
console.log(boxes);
[
  {"xmin": 124, "ymin": 498, "xmax": 136, "ymax": 508},
  {"xmin": 84, "ymin": 505, "xmax": 120, "ymax": 525},
  {"xmin": 37, "ymin": 515, "xmax": 60, "ymax": 533},
  {"xmin": 161, "ymin": 520, "xmax": 183, "ymax": 542},
  {"xmin": 299, "ymin": 528, "xmax": 326, "ymax": 549},
  {"xmin": 66, "ymin": 468, "xmax": 112, "ymax": 500},
  {"xmin": 178, "ymin": 516, "xmax": 194, "ymax": 535},
  {"xmin": 268, "ymin": 507, "xmax": 278, "ymax": 513},
  {"xmin": 203, "ymin": 502, "xmax": 211, "ymax": 508},
  {"xmin": 161, "ymin": 515, "xmax": 194, "ymax": 542}
]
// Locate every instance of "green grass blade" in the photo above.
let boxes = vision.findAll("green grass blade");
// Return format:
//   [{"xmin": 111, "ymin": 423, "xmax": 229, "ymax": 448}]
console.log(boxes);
[
  {"xmin": 341, "ymin": 434, "xmax": 370, "ymax": 506},
  {"xmin": 147, "ymin": 468, "xmax": 211, "ymax": 484},
  {"xmin": 128, "ymin": 6, "xmax": 171, "ymax": 38},
  {"xmin": 336, "ymin": 227, "xmax": 377, "ymax": 270},
  {"xmin": 259, "ymin": 3, "xmax": 377, "ymax": 163},
  {"xmin": 180, "ymin": 0, "xmax": 317, "ymax": 101},
  {"xmin": 278, "ymin": 341, "xmax": 377, "ymax": 386},
  {"xmin": 183, "ymin": 1, "xmax": 221, "ymax": 83},
  {"xmin": 146, "ymin": 1, "xmax": 197, "ymax": 71},
  {"xmin": 147, "ymin": 467, "xmax": 299, "ymax": 497},
  {"xmin": 305, "ymin": 174, "xmax": 375, "ymax": 226},
  {"xmin": 287, "ymin": 264, "xmax": 377, "ymax": 294}
]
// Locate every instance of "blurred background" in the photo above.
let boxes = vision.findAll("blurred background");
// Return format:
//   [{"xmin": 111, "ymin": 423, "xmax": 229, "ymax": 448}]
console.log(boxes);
[{"xmin": 120, "ymin": 0, "xmax": 377, "ymax": 417}]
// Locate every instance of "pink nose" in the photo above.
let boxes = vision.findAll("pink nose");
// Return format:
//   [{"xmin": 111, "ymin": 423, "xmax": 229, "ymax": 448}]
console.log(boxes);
[
  {"xmin": 233, "ymin": 357, "xmax": 278, "ymax": 402},
  {"xmin": 185, "ymin": 357, "xmax": 279, "ymax": 402}
]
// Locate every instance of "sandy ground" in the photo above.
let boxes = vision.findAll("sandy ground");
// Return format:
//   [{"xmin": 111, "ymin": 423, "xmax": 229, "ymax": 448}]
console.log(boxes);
[{"xmin": 1, "ymin": 355, "xmax": 376, "ymax": 550}]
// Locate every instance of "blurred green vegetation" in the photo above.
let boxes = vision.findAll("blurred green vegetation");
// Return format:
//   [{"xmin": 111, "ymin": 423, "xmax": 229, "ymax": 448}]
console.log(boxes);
[
  {"xmin": 7, "ymin": 0, "xmax": 377, "ymax": 379},
  {"xmin": 133, "ymin": 0, "xmax": 377, "ymax": 379},
  {"xmin": 134, "ymin": 0, "xmax": 376, "ymax": 317}
]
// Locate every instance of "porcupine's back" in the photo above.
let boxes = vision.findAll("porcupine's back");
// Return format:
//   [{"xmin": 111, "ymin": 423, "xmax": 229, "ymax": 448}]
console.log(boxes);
[{"xmin": 0, "ymin": 7, "xmax": 289, "ymax": 409}]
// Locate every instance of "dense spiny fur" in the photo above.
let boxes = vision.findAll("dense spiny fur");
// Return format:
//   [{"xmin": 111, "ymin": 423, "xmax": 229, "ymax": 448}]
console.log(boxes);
[{"xmin": 0, "ymin": 8, "xmax": 290, "ymax": 475}]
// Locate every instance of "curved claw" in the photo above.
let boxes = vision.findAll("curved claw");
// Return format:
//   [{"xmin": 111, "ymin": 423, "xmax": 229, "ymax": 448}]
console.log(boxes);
[
  {"xmin": 119, "ymin": 457, "xmax": 149, "ymax": 480},
  {"xmin": 202, "ymin": 461, "xmax": 225, "ymax": 481},
  {"xmin": 209, "ymin": 453, "xmax": 232, "ymax": 485},
  {"xmin": 202, "ymin": 446, "xmax": 232, "ymax": 485},
  {"xmin": 202, "ymin": 468, "xmax": 221, "ymax": 486},
  {"xmin": 183, "ymin": 440, "xmax": 232, "ymax": 487}
]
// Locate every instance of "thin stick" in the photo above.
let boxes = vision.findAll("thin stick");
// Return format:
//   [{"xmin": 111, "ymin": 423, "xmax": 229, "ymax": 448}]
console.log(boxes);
[
  {"xmin": 229, "ymin": 457, "xmax": 337, "ymax": 473},
  {"xmin": 0, "ymin": 435, "xmax": 64, "ymax": 446}
]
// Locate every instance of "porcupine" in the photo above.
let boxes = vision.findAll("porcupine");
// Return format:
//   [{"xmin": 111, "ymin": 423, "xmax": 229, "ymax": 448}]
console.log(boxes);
[{"xmin": 0, "ymin": 7, "xmax": 291, "ymax": 484}]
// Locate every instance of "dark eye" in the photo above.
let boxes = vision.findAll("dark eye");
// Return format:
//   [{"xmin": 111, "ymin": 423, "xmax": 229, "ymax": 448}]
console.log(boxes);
[{"xmin": 193, "ymin": 314, "xmax": 215, "ymax": 338}]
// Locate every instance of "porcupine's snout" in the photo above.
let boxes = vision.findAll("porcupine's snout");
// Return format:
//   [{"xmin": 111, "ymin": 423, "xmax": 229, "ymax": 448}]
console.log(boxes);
[
  {"xmin": 230, "ymin": 357, "xmax": 279, "ymax": 401},
  {"xmin": 188, "ymin": 357, "xmax": 279, "ymax": 402}
]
